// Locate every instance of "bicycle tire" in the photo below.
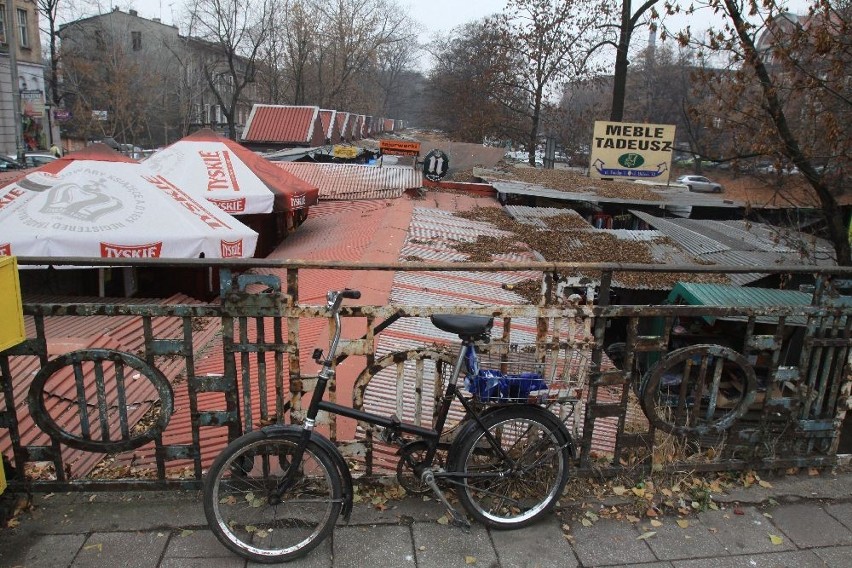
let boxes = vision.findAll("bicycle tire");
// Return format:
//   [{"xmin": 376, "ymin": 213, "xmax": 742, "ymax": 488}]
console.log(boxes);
[
  {"xmin": 452, "ymin": 405, "xmax": 572, "ymax": 529},
  {"xmin": 203, "ymin": 430, "xmax": 343, "ymax": 564}
]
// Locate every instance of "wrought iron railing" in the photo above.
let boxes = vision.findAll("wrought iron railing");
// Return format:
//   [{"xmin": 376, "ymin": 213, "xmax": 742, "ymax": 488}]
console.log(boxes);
[{"xmin": 2, "ymin": 258, "xmax": 850, "ymax": 491}]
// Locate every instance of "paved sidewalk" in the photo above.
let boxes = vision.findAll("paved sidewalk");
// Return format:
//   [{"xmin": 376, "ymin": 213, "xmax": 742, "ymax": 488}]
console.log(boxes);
[{"xmin": 2, "ymin": 472, "xmax": 852, "ymax": 567}]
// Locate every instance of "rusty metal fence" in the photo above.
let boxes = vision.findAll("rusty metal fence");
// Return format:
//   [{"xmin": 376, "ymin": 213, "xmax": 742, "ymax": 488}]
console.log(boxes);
[{"xmin": 1, "ymin": 258, "xmax": 851, "ymax": 491}]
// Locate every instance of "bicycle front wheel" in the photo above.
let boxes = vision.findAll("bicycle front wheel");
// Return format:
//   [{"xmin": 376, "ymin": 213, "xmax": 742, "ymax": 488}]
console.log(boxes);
[
  {"xmin": 203, "ymin": 430, "xmax": 343, "ymax": 564},
  {"xmin": 452, "ymin": 405, "xmax": 572, "ymax": 529}
]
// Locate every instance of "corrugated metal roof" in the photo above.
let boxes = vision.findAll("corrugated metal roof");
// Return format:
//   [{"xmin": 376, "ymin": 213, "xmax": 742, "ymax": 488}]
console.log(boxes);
[
  {"xmin": 631, "ymin": 210, "xmax": 730, "ymax": 256},
  {"xmin": 242, "ymin": 104, "xmax": 320, "ymax": 144},
  {"xmin": 667, "ymin": 282, "xmax": 851, "ymax": 326},
  {"xmin": 487, "ymin": 177, "xmax": 743, "ymax": 211},
  {"xmin": 336, "ymin": 111, "xmax": 351, "ymax": 140},
  {"xmin": 318, "ymin": 109, "xmax": 339, "ymax": 143},
  {"xmin": 274, "ymin": 162, "xmax": 422, "ymax": 200},
  {"xmin": 635, "ymin": 211, "xmax": 837, "ymax": 285},
  {"xmin": 504, "ymin": 205, "xmax": 591, "ymax": 228}
]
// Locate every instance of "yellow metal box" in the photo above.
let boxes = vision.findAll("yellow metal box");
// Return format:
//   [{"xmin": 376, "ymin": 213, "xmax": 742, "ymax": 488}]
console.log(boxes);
[
  {"xmin": 0, "ymin": 256, "xmax": 25, "ymax": 352},
  {"xmin": 0, "ymin": 455, "xmax": 6, "ymax": 494}
]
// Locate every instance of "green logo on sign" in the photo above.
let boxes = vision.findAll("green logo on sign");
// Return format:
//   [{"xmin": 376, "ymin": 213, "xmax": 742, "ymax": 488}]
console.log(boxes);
[{"xmin": 618, "ymin": 153, "xmax": 645, "ymax": 168}]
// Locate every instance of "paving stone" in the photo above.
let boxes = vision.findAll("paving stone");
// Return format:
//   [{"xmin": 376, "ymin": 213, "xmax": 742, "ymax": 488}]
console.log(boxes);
[
  {"xmin": 412, "ymin": 520, "xmax": 498, "ymax": 568},
  {"xmin": 490, "ymin": 517, "xmax": 578, "ymax": 567},
  {"xmin": 161, "ymin": 559, "xmax": 245, "ymax": 568},
  {"xmin": 570, "ymin": 518, "xmax": 656, "ymax": 566},
  {"xmin": 813, "ymin": 545, "xmax": 852, "ymax": 566},
  {"xmin": 769, "ymin": 503, "xmax": 852, "ymax": 548},
  {"xmin": 334, "ymin": 524, "xmax": 414, "ymax": 566},
  {"xmin": 24, "ymin": 497, "xmax": 206, "ymax": 534},
  {"xmin": 164, "ymin": 529, "xmax": 235, "ymax": 558},
  {"xmin": 71, "ymin": 531, "xmax": 169, "ymax": 568},
  {"xmin": 826, "ymin": 503, "xmax": 852, "ymax": 532},
  {"xmin": 0, "ymin": 533, "xmax": 86, "ymax": 568},
  {"xmin": 246, "ymin": 536, "xmax": 332, "ymax": 568},
  {"xmin": 697, "ymin": 506, "xmax": 795, "ymax": 555},
  {"xmin": 671, "ymin": 550, "xmax": 827, "ymax": 568},
  {"xmin": 345, "ymin": 495, "xmax": 445, "ymax": 526},
  {"xmin": 638, "ymin": 517, "xmax": 728, "ymax": 561}
]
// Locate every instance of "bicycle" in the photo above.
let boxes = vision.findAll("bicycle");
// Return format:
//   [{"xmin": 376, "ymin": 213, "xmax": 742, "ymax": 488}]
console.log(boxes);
[{"xmin": 203, "ymin": 289, "xmax": 576, "ymax": 563}]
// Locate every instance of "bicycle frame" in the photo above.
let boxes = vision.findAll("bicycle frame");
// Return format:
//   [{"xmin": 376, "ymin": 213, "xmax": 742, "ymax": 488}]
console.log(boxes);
[{"xmin": 272, "ymin": 290, "xmax": 515, "ymax": 502}]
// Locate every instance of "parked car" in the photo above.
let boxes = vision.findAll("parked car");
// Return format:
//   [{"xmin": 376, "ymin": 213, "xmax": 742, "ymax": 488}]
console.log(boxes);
[
  {"xmin": 676, "ymin": 174, "xmax": 724, "ymax": 193},
  {"xmin": 0, "ymin": 155, "xmax": 24, "ymax": 171},
  {"xmin": 5, "ymin": 153, "xmax": 58, "ymax": 168}
]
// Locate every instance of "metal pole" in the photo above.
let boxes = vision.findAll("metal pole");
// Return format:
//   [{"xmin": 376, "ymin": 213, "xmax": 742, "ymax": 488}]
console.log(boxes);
[{"xmin": 5, "ymin": 1, "xmax": 25, "ymax": 162}]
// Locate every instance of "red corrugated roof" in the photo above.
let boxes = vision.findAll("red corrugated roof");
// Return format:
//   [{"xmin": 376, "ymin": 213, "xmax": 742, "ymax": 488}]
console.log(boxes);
[
  {"xmin": 242, "ymin": 105, "xmax": 322, "ymax": 145},
  {"xmin": 318, "ymin": 110, "xmax": 341, "ymax": 144},
  {"xmin": 335, "ymin": 112, "xmax": 351, "ymax": 140}
]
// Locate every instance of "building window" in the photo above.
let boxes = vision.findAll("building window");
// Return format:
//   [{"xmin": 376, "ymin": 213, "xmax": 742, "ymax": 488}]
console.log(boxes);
[
  {"xmin": 132, "ymin": 31, "xmax": 141, "ymax": 51},
  {"xmin": 17, "ymin": 8, "xmax": 27, "ymax": 48},
  {"xmin": 0, "ymin": 7, "xmax": 6, "ymax": 45}
]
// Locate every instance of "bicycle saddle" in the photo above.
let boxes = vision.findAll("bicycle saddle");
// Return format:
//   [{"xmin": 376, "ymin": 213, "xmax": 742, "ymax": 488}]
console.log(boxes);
[{"xmin": 430, "ymin": 314, "xmax": 493, "ymax": 339}]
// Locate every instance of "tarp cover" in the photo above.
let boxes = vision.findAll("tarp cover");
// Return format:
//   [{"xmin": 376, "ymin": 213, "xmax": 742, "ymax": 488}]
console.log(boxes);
[
  {"xmin": 141, "ymin": 129, "xmax": 319, "ymax": 214},
  {"xmin": 0, "ymin": 144, "xmax": 258, "ymax": 259}
]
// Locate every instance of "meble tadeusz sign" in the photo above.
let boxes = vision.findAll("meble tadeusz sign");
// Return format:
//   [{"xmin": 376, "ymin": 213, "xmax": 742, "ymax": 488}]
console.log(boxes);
[{"xmin": 589, "ymin": 121, "xmax": 676, "ymax": 182}]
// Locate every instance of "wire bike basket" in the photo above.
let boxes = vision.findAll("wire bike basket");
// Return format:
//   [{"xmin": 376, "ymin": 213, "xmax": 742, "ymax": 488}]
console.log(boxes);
[{"xmin": 464, "ymin": 343, "xmax": 589, "ymax": 406}]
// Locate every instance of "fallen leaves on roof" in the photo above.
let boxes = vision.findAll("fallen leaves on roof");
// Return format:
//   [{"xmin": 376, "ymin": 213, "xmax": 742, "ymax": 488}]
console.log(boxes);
[
  {"xmin": 479, "ymin": 166, "xmax": 664, "ymax": 201},
  {"xmin": 451, "ymin": 207, "xmax": 728, "ymax": 289}
]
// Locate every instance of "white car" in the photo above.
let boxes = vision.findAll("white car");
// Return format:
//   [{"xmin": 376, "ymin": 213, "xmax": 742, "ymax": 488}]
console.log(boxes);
[
  {"xmin": 677, "ymin": 174, "xmax": 723, "ymax": 193},
  {"xmin": 6, "ymin": 153, "xmax": 59, "ymax": 168}
]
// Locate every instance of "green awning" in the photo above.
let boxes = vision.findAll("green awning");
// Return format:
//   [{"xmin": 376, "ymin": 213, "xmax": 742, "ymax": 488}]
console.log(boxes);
[{"xmin": 666, "ymin": 283, "xmax": 850, "ymax": 326}]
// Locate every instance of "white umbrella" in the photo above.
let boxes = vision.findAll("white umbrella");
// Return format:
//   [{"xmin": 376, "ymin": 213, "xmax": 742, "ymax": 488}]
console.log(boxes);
[
  {"xmin": 141, "ymin": 129, "xmax": 319, "ymax": 215},
  {"xmin": 0, "ymin": 144, "xmax": 258, "ymax": 260}
]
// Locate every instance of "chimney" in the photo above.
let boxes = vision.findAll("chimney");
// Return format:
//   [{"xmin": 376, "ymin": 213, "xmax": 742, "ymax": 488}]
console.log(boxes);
[{"xmin": 130, "ymin": 9, "xmax": 138, "ymax": 17}]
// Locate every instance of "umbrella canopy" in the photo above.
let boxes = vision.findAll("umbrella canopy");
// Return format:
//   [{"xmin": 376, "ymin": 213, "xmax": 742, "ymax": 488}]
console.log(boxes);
[
  {"xmin": 0, "ymin": 144, "xmax": 258, "ymax": 259},
  {"xmin": 141, "ymin": 129, "xmax": 319, "ymax": 215}
]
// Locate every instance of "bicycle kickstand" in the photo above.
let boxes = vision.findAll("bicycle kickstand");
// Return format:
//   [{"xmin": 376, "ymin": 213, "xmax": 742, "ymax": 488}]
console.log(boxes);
[{"xmin": 420, "ymin": 470, "xmax": 471, "ymax": 532}]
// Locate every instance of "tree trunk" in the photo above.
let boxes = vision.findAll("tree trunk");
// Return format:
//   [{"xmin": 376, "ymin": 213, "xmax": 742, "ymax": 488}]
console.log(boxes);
[{"xmin": 609, "ymin": 1, "xmax": 632, "ymax": 122}]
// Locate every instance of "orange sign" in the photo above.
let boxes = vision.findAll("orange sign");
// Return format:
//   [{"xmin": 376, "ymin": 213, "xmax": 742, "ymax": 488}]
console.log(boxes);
[{"xmin": 379, "ymin": 140, "xmax": 421, "ymax": 157}]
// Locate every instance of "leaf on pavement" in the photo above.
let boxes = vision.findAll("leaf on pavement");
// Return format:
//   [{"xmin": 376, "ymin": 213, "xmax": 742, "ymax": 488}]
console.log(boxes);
[
  {"xmin": 465, "ymin": 556, "xmax": 477, "ymax": 565},
  {"xmin": 650, "ymin": 520, "xmax": 663, "ymax": 527},
  {"xmin": 637, "ymin": 531, "xmax": 657, "ymax": 540},
  {"xmin": 612, "ymin": 486, "xmax": 627, "ymax": 496},
  {"xmin": 769, "ymin": 534, "xmax": 783, "ymax": 545},
  {"xmin": 581, "ymin": 518, "xmax": 593, "ymax": 527},
  {"xmin": 758, "ymin": 480, "xmax": 772, "ymax": 488},
  {"xmin": 677, "ymin": 519, "xmax": 689, "ymax": 528}
]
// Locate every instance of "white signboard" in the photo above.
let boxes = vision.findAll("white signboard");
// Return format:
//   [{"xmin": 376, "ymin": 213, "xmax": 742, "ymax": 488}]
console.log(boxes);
[{"xmin": 589, "ymin": 121, "xmax": 676, "ymax": 182}]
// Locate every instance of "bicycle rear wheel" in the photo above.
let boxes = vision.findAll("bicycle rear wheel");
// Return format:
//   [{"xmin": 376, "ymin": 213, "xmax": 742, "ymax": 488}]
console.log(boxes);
[
  {"xmin": 203, "ymin": 430, "xmax": 342, "ymax": 563},
  {"xmin": 452, "ymin": 405, "xmax": 572, "ymax": 529}
]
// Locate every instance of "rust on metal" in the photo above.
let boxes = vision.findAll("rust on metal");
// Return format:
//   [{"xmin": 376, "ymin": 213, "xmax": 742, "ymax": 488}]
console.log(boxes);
[{"xmin": 1, "ymin": 258, "xmax": 851, "ymax": 491}]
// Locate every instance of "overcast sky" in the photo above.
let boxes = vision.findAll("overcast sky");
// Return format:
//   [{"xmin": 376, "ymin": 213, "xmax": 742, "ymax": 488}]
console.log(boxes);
[
  {"xmin": 77, "ymin": 1, "xmax": 509, "ymax": 43},
  {"xmin": 73, "ymin": 0, "xmax": 812, "ymax": 65}
]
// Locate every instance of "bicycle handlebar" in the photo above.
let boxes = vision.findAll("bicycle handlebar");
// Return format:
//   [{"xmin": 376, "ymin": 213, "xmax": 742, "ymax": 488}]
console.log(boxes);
[{"xmin": 339, "ymin": 289, "xmax": 361, "ymax": 300}]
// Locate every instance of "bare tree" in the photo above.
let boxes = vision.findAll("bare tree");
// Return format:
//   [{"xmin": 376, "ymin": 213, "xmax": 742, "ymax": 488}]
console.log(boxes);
[
  {"xmin": 670, "ymin": 0, "xmax": 851, "ymax": 264},
  {"xmin": 311, "ymin": 0, "xmax": 410, "ymax": 110},
  {"xmin": 426, "ymin": 21, "xmax": 521, "ymax": 142},
  {"xmin": 185, "ymin": 0, "xmax": 275, "ymax": 139},
  {"xmin": 491, "ymin": 0, "xmax": 599, "ymax": 165}
]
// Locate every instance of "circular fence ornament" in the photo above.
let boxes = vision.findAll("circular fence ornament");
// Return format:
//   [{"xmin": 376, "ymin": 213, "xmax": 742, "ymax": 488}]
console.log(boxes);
[
  {"xmin": 27, "ymin": 349, "xmax": 174, "ymax": 453},
  {"xmin": 639, "ymin": 344, "xmax": 757, "ymax": 437}
]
